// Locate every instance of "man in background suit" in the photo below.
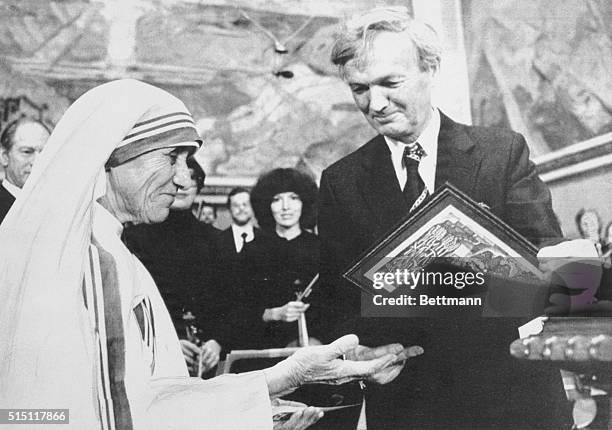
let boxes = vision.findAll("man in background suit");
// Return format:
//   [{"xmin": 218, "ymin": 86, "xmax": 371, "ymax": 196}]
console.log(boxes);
[
  {"xmin": 199, "ymin": 201, "xmax": 218, "ymax": 226},
  {"xmin": 318, "ymin": 7, "xmax": 568, "ymax": 429},
  {"xmin": 216, "ymin": 187, "xmax": 256, "ymax": 256},
  {"xmin": 214, "ymin": 187, "xmax": 258, "ymax": 349},
  {"xmin": 0, "ymin": 117, "xmax": 50, "ymax": 223}
]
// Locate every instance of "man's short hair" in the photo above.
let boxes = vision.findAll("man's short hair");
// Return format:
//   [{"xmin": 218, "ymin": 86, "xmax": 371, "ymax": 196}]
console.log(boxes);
[
  {"xmin": 226, "ymin": 187, "xmax": 250, "ymax": 208},
  {"xmin": 0, "ymin": 117, "xmax": 51, "ymax": 151},
  {"xmin": 330, "ymin": 6, "xmax": 442, "ymax": 77}
]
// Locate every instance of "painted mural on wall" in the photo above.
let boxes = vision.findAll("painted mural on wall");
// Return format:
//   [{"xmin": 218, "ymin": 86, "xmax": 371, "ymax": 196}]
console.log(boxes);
[
  {"xmin": 0, "ymin": 0, "xmax": 412, "ymax": 183},
  {"xmin": 176, "ymin": 66, "xmax": 375, "ymax": 181},
  {"xmin": 463, "ymin": 0, "xmax": 612, "ymax": 157}
]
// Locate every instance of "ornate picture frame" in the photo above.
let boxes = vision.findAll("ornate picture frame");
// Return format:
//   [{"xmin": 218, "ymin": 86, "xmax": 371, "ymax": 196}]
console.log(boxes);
[{"xmin": 343, "ymin": 183, "xmax": 542, "ymax": 298}]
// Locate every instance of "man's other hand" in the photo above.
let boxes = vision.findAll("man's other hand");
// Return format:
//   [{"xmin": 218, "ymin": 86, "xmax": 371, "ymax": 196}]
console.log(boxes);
[{"xmin": 346, "ymin": 344, "xmax": 423, "ymax": 385}]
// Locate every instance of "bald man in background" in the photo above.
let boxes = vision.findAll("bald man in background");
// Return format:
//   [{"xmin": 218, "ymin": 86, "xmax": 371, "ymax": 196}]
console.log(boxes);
[{"xmin": 0, "ymin": 117, "xmax": 50, "ymax": 223}]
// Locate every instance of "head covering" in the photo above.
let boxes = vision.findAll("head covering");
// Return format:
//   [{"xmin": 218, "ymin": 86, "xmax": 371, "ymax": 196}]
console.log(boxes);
[
  {"xmin": 106, "ymin": 107, "xmax": 201, "ymax": 168},
  {"xmin": 0, "ymin": 80, "xmax": 202, "ymax": 426}
]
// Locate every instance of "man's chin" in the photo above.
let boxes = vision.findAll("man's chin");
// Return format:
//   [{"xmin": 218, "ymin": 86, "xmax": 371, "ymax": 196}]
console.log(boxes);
[
  {"xmin": 233, "ymin": 218, "xmax": 251, "ymax": 226},
  {"xmin": 370, "ymin": 121, "xmax": 413, "ymax": 141},
  {"xmin": 9, "ymin": 176, "xmax": 28, "ymax": 188},
  {"xmin": 372, "ymin": 123, "xmax": 401, "ymax": 138}
]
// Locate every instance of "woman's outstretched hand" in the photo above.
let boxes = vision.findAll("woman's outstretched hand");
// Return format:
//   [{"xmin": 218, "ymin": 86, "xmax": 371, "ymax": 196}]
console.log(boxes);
[{"xmin": 263, "ymin": 334, "xmax": 418, "ymax": 397}]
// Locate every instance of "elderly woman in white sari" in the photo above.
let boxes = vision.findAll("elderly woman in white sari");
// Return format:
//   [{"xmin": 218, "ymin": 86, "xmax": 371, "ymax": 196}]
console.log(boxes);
[{"xmin": 0, "ymin": 80, "xmax": 411, "ymax": 430}]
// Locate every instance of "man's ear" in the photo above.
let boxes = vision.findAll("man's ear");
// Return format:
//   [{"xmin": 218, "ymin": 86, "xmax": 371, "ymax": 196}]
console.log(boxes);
[{"xmin": 0, "ymin": 147, "xmax": 9, "ymax": 168}]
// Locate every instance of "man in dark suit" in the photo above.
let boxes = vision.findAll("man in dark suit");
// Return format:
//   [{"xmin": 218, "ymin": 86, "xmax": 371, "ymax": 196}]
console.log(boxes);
[
  {"xmin": 216, "ymin": 187, "xmax": 256, "ymax": 258},
  {"xmin": 318, "ymin": 7, "xmax": 568, "ymax": 429},
  {"xmin": 214, "ymin": 187, "xmax": 259, "ymax": 349},
  {"xmin": 0, "ymin": 117, "xmax": 50, "ymax": 223}
]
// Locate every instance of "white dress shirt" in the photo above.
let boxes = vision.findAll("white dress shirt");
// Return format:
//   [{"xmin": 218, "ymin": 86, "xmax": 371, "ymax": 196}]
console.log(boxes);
[
  {"xmin": 384, "ymin": 107, "xmax": 440, "ymax": 194},
  {"xmin": 231, "ymin": 223, "xmax": 254, "ymax": 253},
  {"xmin": 1, "ymin": 179, "xmax": 20, "ymax": 198}
]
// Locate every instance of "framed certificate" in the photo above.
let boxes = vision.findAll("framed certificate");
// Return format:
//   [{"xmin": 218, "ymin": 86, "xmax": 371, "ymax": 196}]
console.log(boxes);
[{"xmin": 343, "ymin": 183, "xmax": 543, "ymax": 298}]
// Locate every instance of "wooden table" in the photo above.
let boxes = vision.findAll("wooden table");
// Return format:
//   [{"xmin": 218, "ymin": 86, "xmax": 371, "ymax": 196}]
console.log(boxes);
[{"xmin": 510, "ymin": 317, "xmax": 612, "ymax": 429}]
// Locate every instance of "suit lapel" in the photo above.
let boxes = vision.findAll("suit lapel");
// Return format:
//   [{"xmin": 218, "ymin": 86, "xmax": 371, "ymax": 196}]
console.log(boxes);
[
  {"xmin": 0, "ymin": 183, "xmax": 16, "ymax": 204},
  {"xmin": 0, "ymin": 184, "xmax": 16, "ymax": 222},
  {"xmin": 435, "ymin": 112, "xmax": 481, "ymax": 195},
  {"xmin": 354, "ymin": 114, "xmax": 483, "ymax": 235},
  {"xmin": 357, "ymin": 135, "xmax": 409, "ymax": 233},
  {"xmin": 221, "ymin": 228, "xmax": 237, "ymax": 255}
]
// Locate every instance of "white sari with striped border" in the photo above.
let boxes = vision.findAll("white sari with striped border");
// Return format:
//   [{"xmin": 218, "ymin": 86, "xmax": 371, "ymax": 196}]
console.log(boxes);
[{"xmin": 0, "ymin": 79, "xmax": 272, "ymax": 429}]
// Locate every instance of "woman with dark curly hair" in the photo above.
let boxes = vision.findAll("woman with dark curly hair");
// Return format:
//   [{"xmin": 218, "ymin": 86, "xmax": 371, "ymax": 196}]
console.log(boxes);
[{"xmin": 239, "ymin": 168, "xmax": 322, "ymax": 349}]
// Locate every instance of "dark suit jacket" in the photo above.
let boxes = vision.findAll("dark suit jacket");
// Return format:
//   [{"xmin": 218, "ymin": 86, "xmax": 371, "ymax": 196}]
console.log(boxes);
[
  {"xmin": 212, "ymin": 226, "xmax": 259, "ymax": 350},
  {"xmin": 216, "ymin": 226, "xmax": 243, "ymax": 262},
  {"xmin": 213, "ymin": 226, "xmax": 258, "ymax": 285},
  {"xmin": 318, "ymin": 113, "xmax": 568, "ymax": 429},
  {"xmin": 0, "ymin": 183, "xmax": 16, "ymax": 225}
]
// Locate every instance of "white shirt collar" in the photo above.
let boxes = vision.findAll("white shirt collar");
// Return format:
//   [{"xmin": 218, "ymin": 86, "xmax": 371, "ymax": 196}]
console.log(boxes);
[
  {"xmin": 384, "ymin": 108, "xmax": 440, "ymax": 194},
  {"xmin": 1, "ymin": 179, "xmax": 21, "ymax": 198},
  {"xmin": 231, "ymin": 223, "xmax": 254, "ymax": 252}
]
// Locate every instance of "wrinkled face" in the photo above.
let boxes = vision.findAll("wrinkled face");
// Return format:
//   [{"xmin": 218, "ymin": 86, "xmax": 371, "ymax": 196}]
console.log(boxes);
[
  {"xmin": 1, "ymin": 122, "xmax": 50, "ymax": 188},
  {"xmin": 270, "ymin": 191, "xmax": 302, "ymax": 230},
  {"xmin": 107, "ymin": 147, "xmax": 191, "ymax": 224},
  {"xmin": 200, "ymin": 206, "xmax": 216, "ymax": 224},
  {"xmin": 229, "ymin": 192, "xmax": 253, "ymax": 226},
  {"xmin": 343, "ymin": 31, "xmax": 436, "ymax": 143},
  {"xmin": 579, "ymin": 211, "xmax": 600, "ymax": 239},
  {"xmin": 171, "ymin": 168, "xmax": 199, "ymax": 211}
]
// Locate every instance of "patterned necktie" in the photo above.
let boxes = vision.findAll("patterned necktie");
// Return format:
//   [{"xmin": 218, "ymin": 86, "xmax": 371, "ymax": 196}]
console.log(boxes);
[{"xmin": 402, "ymin": 143, "xmax": 426, "ymax": 210}]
